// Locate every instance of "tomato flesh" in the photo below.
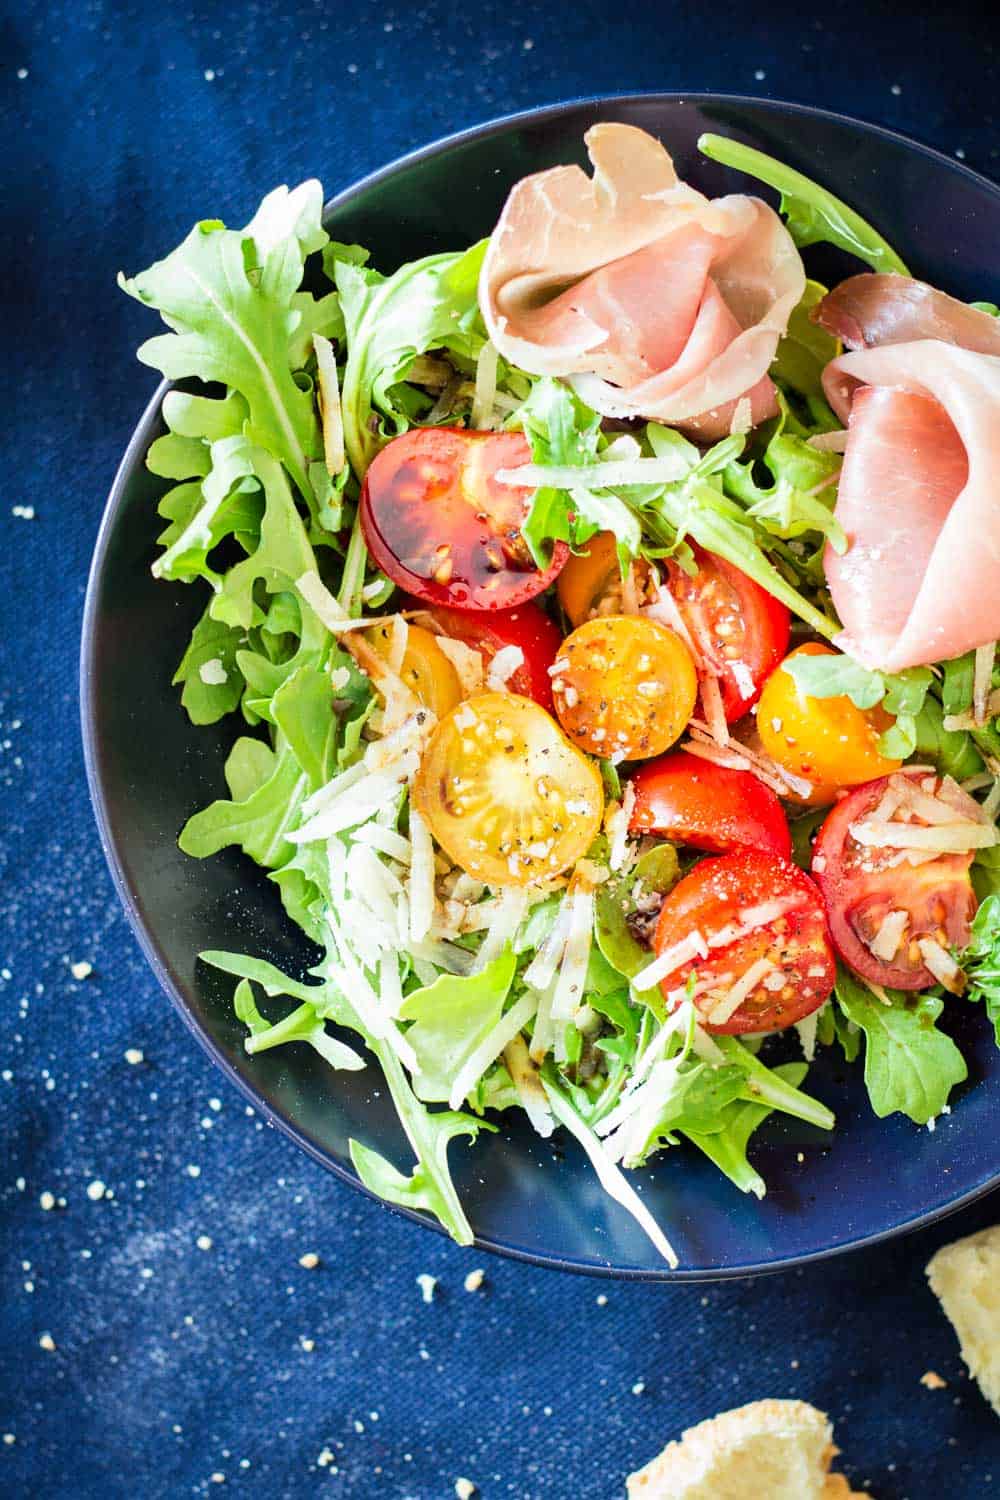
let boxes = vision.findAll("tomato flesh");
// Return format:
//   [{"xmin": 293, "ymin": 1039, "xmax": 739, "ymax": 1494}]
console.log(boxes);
[
  {"xmin": 551, "ymin": 615, "xmax": 698, "ymax": 761},
  {"xmin": 366, "ymin": 620, "xmax": 462, "ymax": 718},
  {"xmin": 756, "ymin": 643, "xmax": 901, "ymax": 801},
  {"xmin": 412, "ymin": 692, "xmax": 604, "ymax": 886},
  {"xmin": 628, "ymin": 750, "xmax": 792, "ymax": 859},
  {"xmin": 654, "ymin": 850, "xmax": 835, "ymax": 1034},
  {"xmin": 811, "ymin": 770, "xmax": 977, "ymax": 989},
  {"xmin": 360, "ymin": 427, "xmax": 568, "ymax": 612},
  {"xmin": 415, "ymin": 600, "xmax": 562, "ymax": 713},
  {"xmin": 664, "ymin": 543, "xmax": 790, "ymax": 722}
]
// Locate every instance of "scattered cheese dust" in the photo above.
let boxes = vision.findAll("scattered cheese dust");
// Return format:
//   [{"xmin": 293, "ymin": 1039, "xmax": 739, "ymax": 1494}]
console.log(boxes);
[
  {"xmin": 416, "ymin": 1273, "xmax": 438, "ymax": 1304},
  {"xmin": 39, "ymin": 1191, "xmax": 56, "ymax": 1211},
  {"xmin": 455, "ymin": 1480, "xmax": 478, "ymax": 1500},
  {"xmin": 124, "ymin": 1048, "xmax": 144, "ymax": 1065},
  {"xmin": 12, "ymin": 505, "xmax": 35, "ymax": 519},
  {"xmin": 921, "ymin": 1370, "xmax": 948, "ymax": 1390},
  {"xmin": 300, "ymin": 1336, "xmax": 315, "ymax": 1353},
  {"xmin": 196, "ymin": 1235, "xmax": 213, "ymax": 1251},
  {"xmin": 317, "ymin": 1449, "xmax": 335, "ymax": 1468},
  {"xmin": 463, "ymin": 1268, "xmax": 485, "ymax": 1293},
  {"xmin": 298, "ymin": 1252, "xmax": 320, "ymax": 1270},
  {"xmin": 85, "ymin": 1179, "xmax": 106, "ymax": 1202},
  {"xmin": 38, "ymin": 1332, "xmax": 56, "ymax": 1351},
  {"xmin": 70, "ymin": 960, "xmax": 93, "ymax": 981}
]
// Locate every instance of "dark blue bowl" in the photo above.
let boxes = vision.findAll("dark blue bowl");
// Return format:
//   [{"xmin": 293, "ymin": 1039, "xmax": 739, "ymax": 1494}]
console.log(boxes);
[{"xmin": 81, "ymin": 93, "xmax": 1000, "ymax": 1279}]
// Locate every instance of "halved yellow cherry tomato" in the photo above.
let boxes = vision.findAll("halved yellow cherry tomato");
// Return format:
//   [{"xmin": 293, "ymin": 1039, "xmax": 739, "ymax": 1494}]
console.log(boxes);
[
  {"xmin": 412, "ymin": 692, "xmax": 604, "ymax": 885},
  {"xmin": 366, "ymin": 621, "xmax": 462, "ymax": 719},
  {"xmin": 551, "ymin": 615, "xmax": 698, "ymax": 761},
  {"xmin": 756, "ymin": 642, "xmax": 901, "ymax": 802},
  {"xmin": 556, "ymin": 531, "xmax": 656, "ymax": 628}
]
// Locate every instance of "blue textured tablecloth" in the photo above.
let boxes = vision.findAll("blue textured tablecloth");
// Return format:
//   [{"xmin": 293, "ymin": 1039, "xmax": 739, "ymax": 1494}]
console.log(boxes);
[{"xmin": 5, "ymin": 2, "xmax": 1000, "ymax": 1495}]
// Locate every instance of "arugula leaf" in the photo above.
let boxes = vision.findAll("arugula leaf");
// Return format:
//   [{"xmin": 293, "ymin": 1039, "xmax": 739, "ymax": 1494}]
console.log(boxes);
[
  {"xmin": 350, "ymin": 1035, "xmax": 490, "ymax": 1246},
  {"xmin": 713, "ymin": 1035, "xmax": 835, "ymax": 1130},
  {"xmin": 644, "ymin": 425, "xmax": 841, "ymax": 640},
  {"xmin": 211, "ymin": 450, "xmax": 318, "ymax": 630},
  {"xmin": 119, "ymin": 181, "xmax": 337, "ymax": 506},
  {"xmin": 942, "ymin": 651, "xmax": 976, "ymax": 718},
  {"xmin": 770, "ymin": 280, "xmax": 841, "ymax": 408},
  {"xmin": 834, "ymin": 969, "xmax": 967, "ymax": 1124},
  {"xmin": 913, "ymin": 697, "xmax": 983, "ymax": 782},
  {"xmin": 224, "ymin": 737, "xmax": 278, "ymax": 801},
  {"xmin": 698, "ymin": 134, "xmax": 910, "ymax": 275},
  {"xmin": 780, "ymin": 651, "xmax": 933, "ymax": 759},
  {"xmin": 723, "ymin": 428, "xmax": 845, "ymax": 553},
  {"xmin": 171, "ymin": 604, "xmax": 245, "ymax": 724},
  {"xmin": 510, "ymin": 378, "xmax": 607, "ymax": 565},
  {"xmin": 180, "ymin": 734, "xmax": 308, "ymax": 866},
  {"xmin": 161, "ymin": 386, "xmax": 249, "ymax": 442},
  {"xmin": 959, "ymin": 893, "xmax": 1000, "ymax": 1045},
  {"xmin": 398, "ymin": 950, "xmax": 518, "ymax": 1104},
  {"xmin": 594, "ymin": 842, "xmax": 679, "ymax": 1014},
  {"xmin": 231, "ymin": 979, "xmax": 365, "ymax": 1071},
  {"xmin": 336, "ymin": 241, "xmax": 487, "ymax": 476},
  {"xmin": 153, "ymin": 434, "xmax": 263, "ymax": 586},
  {"xmin": 683, "ymin": 1062, "xmax": 809, "ymax": 1197}
]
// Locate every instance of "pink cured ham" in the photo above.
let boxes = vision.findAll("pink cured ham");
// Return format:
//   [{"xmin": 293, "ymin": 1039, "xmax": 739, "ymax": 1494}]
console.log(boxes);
[
  {"xmin": 822, "ymin": 340, "xmax": 1000, "ymax": 672},
  {"xmin": 479, "ymin": 123, "xmax": 805, "ymax": 439},
  {"xmin": 813, "ymin": 273, "xmax": 1000, "ymax": 355}
]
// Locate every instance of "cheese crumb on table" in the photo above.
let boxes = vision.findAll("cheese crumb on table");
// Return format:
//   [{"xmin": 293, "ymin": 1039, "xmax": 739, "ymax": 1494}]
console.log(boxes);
[
  {"xmin": 927, "ymin": 1223, "xmax": 1000, "ymax": 1416},
  {"xmin": 416, "ymin": 1273, "xmax": 437, "ymax": 1304},
  {"xmin": 463, "ymin": 1268, "xmax": 485, "ymax": 1293},
  {"xmin": 920, "ymin": 1370, "xmax": 948, "ymax": 1390},
  {"xmin": 196, "ymin": 1235, "xmax": 213, "ymax": 1251},
  {"xmin": 298, "ymin": 1252, "xmax": 320, "ymax": 1270},
  {"xmin": 124, "ymin": 1048, "xmax": 144, "ymax": 1065},
  {"xmin": 455, "ymin": 1480, "xmax": 477, "ymax": 1500},
  {"xmin": 39, "ymin": 1191, "xmax": 56, "ymax": 1211},
  {"xmin": 38, "ymin": 1332, "xmax": 56, "ymax": 1351},
  {"xmin": 70, "ymin": 960, "xmax": 93, "ymax": 981},
  {"xmin": 85, "ymin": 1179, "xmax": 106, "ymax": 1202},
  {"xmin": 317, "ymin": 1449, "xmax": 335, "ymax": 1469}
]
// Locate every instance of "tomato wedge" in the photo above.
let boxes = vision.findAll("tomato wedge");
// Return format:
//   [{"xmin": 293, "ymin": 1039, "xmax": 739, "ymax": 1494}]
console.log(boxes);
[
  {"xmin": 551, "ymin": 615, "xmax": 698, "ymax": 760},
  {"xmin": 415, "ymin": 600, "xmax": 562, "ymax": 713},
  {"xmin": 664, "ymin": 543, "xmax": 790, "ymax": 721},
  {"xmin": 756, "ymin": 643, "xmax": 901, "ymax": 802},
  {"xmin": 360, "ymin": 427, "xmax": 568, "ymax": 612},
  {"xmin": 628, "ymin": 750, "xmax": 792, "ymax": 859},
  {"xmin": 653, "ymin": 851, "xmax": 835, "ymax": 1034},
  {"xmin": 412, "ymin": 692, "xmax": 604, "ymax": 885},
  {"xmin": 811, "ymin": 769, "xmax": 977, "ymax": 990},
  {"xmin": 366, "ymin": 620, "xmax": 462, "ymax": 718}
]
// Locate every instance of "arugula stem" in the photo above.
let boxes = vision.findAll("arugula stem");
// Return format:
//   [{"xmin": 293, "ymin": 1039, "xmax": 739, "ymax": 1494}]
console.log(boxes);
[{"xmin": 338, "ymin": 507, "xmax": 368, "ymax": 617}]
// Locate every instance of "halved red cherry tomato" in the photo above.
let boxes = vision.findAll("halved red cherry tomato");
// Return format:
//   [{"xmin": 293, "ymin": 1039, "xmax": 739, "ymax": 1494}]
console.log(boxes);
[
  {"xmin": 414, "ymin": 600, "xmax": 562, "ymax": 713},
  {"xmin": 811, "ymin": 769, "xmax": 977, "ymax": 990},
  {"xmin": 653, "ymin": 851, "xmax": 835, "ymax": 1034},
  {"xmin": 412, "ymin": 692, "xmax": 604, "ymax": 886},
  {"xmin": 551, "ymin": 615, "xmax": 698, "ymax": 760},
  {"xmin": 628, "ymin": 750, "xmax": 792, "ymax": 859},
  {"xmin": 664, "ymin": 543, "xmax": 790, "ymax": 721},
  {"xmin": 360, "ymin": 427, "xmax": 568, "ymax": 612},
  {"xmin": 557, "ymin": 530, "xmax": 656, "ymax": 627}
]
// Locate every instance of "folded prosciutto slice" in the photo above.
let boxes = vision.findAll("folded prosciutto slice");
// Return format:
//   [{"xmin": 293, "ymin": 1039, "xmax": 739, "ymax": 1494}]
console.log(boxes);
[
  {"xmin": 822, "ymin": 340, "xmax": 1000, "ymax": 672},
  {"xmin": 813, "ymin": 273, "xmax": 1000, "ymax": 355},
  {"xmin": 480, "ymin": 123, "xmax": 805, "ymax": 439}
]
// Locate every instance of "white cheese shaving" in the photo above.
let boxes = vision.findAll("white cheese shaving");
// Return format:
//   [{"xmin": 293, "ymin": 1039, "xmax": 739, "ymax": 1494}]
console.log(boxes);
[
  {"xmin": 795, "ymin": 1008, "xmax": 820, "ymax": 1062},
  {"xmin": 313, "ymin": 333, "xmax": 346, "ymax": 476},
  {"xmin": 495, "ymin": 452, "xmax": 692, "ymax": 492},
  {"xmin": 471, "ymin": 340, "xmax": 499, "ymax": 430},
  {"xmin": 550, "ymin": 886, "xmax": 595, "ymax": 1022},
  {"xmin": 378, "ymin": 951, "xmax": 403, "ymax": 1018},
  {"xmin": 528, "ymin": 976, "xmax": 558, "ymax": 1064},
  {"xmin": 699, "ymin": 672, "xmax": 730, "ymax": 747},
  {"xmin": 295, "ymin": 570, "xmax": 382, "ymax": 633},
  {"xmin": 704, "ymin": 958, "xmax": 777, "ymax": 1026},
  {"xmin": 643, "ymin": 582, "xmax": 698, "ymax": 656},
  {"xmin": 291, "ymin": 764, "xmax": 416, "ymax": 843},
  {"xmin": 407, "ymin": 808, "xmax": 436, "ymax": 944},
  {"xmin": 387, "ymin": 614, "xmax": 409, "ymax": 675},
  {"xmin": 472, "ymin": 886, "xmax": 529, "ymax": 973},
  {"xmin": 434, "ymin": 636, "xmax": 486, "ymax": 696},
  {"xmin": 352, "ymin": 823, "xmax": 412, "ymax": 863},
  {"xmin": 683, "ymin": 724, "xmax": 814, "ymax": 799},
  {"xmin": 198, "ymin": 657, "xmax": 228, "ymax": 685},
  {"xmin": 607, "ymin": 782, "xmax": 637, "ymax": 873},
  {"xmin": 523, "ymin": 901, "xmax": 572, "ymax": 993},
  {"xmin": 706, "ymin": 895, "xmax": 804, "ymax": 950},
  {"xmin": 330, "ymin": 665, "xmax": 351, "ymax": 692},
  {"xmin": 632, "ymin": 929, "xmax": 708, "ymax": 992},
  {"xmin": 486, "ymin": 645, "xmax": 525, "ymax": 692},
  {"xmin": 806, "ymin": 429, "xmax": 849, "ymax": 452},
  {"xmin": 917, "ymin": 937, "xmax": 965, "ymax": 993},
  {"xmin": 868, "ymin": 908, "xmax": 909, "ymax": 961},
  {"xmin": 448, "ymin": 992, "xmax": 538, "ymax": 1109},
  {"xmin": 974, "ymin": 642, "xmax": 997, "ymax": 725},
  {"xmin": 849, "ymin": 819, "xmax": 998, "ymax": 852},
  {"xmin": 503, "ymin": 1034, "xmax": 555, "ymax": 1137},
  {"xmin": 541, "ymin": 1079, "xmax": 678, "ymax": 1268},
  {"xmin": 729, "ymin": 396, "xmax": 753, "ymax": 435},
  {"xmin": 325, "ymin": 915, "xmax": 418, "ymax": 1072}
]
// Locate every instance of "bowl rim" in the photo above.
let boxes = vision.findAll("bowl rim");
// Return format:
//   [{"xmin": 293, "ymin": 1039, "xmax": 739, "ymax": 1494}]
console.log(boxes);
[{"xmin": 81, "ymin": 89, "xmax": 1000, "ymax": 1281}]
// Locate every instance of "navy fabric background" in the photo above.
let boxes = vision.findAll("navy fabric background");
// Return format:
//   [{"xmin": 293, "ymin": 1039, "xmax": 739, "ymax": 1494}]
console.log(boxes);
[{"xmin": 5, "ymin": 2, "xmax": 1000, "ymax": 1495}]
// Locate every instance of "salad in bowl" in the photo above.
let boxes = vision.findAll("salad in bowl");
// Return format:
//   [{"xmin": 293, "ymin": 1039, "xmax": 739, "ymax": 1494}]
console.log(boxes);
[{"xmin": 116, "ymin": 123, "xmax": 1000, "ymax": 1268}]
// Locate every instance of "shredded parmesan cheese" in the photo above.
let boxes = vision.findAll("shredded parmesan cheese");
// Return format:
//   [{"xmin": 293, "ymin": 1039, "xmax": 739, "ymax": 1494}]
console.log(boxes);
[
  {"xmin": 312, "ymin": 333, "xmax": 346, "ymax": 475},
  {"xmin": 550, "ymin": 886, "xmax": 595, "ymax": 1022},
  {"xmin": 699, "ymin": 672, "xmax": 730, "ymax": 747},
  {"xmin": 806, "ymin": 429, "xmax": 849, "ymax": 452},
  {"xmin": 448, "ymin": 992, "xmax": 538, "ymax": 1109},
  {"xmin": 849, "ymin": 820, "xmax": 998, "ymax": 853},
  {"xmin": 407, "ymin": 808, "xmax": 436, "ymax": 944},
  {"xmin": 503, "ymin": 1034, "xmax": 555, "ymax": 1137},
  {"xmin": 868, "ymin": 908, "xmax": 909, "ymax": 961},
  {"xmin": 495, "ymin": 453, "xmax": 692, "ymax": 492},
  {"xmin": 471, "ymin": 340, "xmax": 499, "ymax": 430},
  {"xmin": 917, "ymin": 937, "xmax": 966, "ymax": 993},
  {"xmin": 486, "ymin": 645, "xmax": 525, "ymax": 692},
  {"xmin": 606, "ymin": 782, "xmax": 637, "ymax": 873},
  {"xmin": 632, "ymin": 930, "xmax": 708, "ymax": 991},
  {"xmin": 387, "ymin": 614, "xmax": 409, "ymax": 675},
  {"xmin": 434, "ymin": 636, "xmax": 486, "ymax": 696},
  {"xmin": 705, "ymin": 958, "xmax": 777, "ymax": 1026},
  {"xmin": 683, "ymin": 724, "xmax": 814, "ymax": 799},
  {"xmin": 974, "ymin": 642, "xmax": 997, "ymax": 725}
]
